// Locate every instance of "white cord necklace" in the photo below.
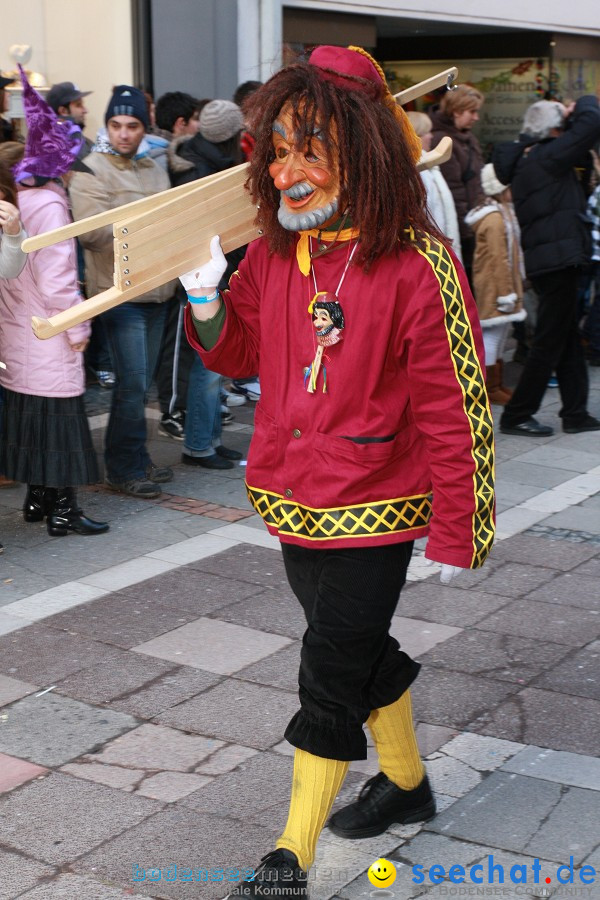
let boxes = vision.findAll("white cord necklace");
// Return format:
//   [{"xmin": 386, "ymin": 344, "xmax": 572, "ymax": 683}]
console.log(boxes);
[{"xmin": 305, "ymin": 238, "xmax": 359, "ymax": 393}]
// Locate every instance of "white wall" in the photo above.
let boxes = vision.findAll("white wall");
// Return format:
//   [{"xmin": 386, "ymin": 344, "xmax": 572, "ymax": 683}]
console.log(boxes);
[{"xmin": 1, "ymin": 0, "xmax": 134, "ymax": 142}]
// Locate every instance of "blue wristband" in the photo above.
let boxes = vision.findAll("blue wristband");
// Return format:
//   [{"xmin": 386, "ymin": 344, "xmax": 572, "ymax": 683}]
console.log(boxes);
[{"xmin": 187, "ymin": 290, "xmax": 219, "ymax": 305}]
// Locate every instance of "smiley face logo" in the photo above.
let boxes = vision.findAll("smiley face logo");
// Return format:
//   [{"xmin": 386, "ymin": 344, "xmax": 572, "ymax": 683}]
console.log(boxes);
[{"xmin": 367, "ymin": 858, "xmax": 396, "ymax": 889}]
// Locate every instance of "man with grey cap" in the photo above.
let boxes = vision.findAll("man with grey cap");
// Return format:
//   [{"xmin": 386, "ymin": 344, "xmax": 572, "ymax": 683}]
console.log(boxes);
[
  {"xmin": 47, "ymin": 80, "xmax": 93, "ymax": 151},
  {"xmin": 493, "ymin": 95, "xmax": 600, "ymax": 436}
]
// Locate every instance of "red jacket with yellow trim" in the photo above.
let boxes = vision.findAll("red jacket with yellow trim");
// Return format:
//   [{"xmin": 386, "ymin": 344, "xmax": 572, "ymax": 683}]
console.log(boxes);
[{"xmin": 185, "ymin": 233, "xmax": 495, "ymax": 568}]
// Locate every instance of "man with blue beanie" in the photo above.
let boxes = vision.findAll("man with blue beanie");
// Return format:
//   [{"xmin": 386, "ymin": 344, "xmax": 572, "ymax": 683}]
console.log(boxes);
[{"xmin": 70, "ymin": 85, "xmax": 177, "ymax": 498}]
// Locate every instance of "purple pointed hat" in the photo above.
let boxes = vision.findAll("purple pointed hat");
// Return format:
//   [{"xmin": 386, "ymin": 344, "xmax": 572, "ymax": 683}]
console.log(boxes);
[{"xmin": 13, "ymin": 64, "xmax": 84, "ymax": 182}]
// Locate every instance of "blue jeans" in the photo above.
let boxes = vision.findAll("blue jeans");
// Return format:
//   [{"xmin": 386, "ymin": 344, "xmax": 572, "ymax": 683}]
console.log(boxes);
[
  {"xmin": 103, "ymin": 301, "xmax": 167, "ymax": 481},
  {"xmin": 184, "ymin": 354, "xmax": 222, "ymax": 457}
]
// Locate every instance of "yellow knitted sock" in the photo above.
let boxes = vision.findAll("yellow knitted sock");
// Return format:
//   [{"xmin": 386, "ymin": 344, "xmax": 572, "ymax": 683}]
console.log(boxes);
[
  {"xmin": 367, "ymin": 690, "xmax": 425, "ymax": 790},
  {"xmin": 276, "ymin": 748, "xmax": 349, "ymax": 870}
]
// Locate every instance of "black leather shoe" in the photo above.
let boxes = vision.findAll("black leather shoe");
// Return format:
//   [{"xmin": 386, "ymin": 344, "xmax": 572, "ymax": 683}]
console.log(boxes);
[
  {"xmin": 563, "ymin": 415, "xmax": 600, "ymax": 434},
  {"xmin": 181, "ymin": 453, "xmax": 233, "ymax": 470},
  {"xmin": 500, "ymin": 417, "xmax": 554, "ymax": 436},
  {"xmin": 215, "ymin": 445, "xmax": 243, "ymax": 460},
  {"xmin": 224, "ymin": 849, "xmax": 307, "ymax": 898},
  {"xmin": 23, "ymin": 484, "xmax": 47, "ymax": 522},
  {"xmin": 328, "ymin": 772, "xmax": 436, "ymax": 839},
  {"xmin": 47, "ymin": 488, "xmax": 109, "ymax": 537}
]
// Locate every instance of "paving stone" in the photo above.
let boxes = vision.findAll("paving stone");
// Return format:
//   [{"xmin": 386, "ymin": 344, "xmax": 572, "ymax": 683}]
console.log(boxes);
[
  {"xmin": 572, "ymin": 555, "xmax": 600, "ymax": 578},
  {"xmin": 60, "ymin": 761, "xmax": 145, "ymax": 791},
  {"xmin": 502, "ymin": 746, "xmax": 600, "ymax": 790},
  {"xmin": 496, "ymin": 459, "xmax": 580, "ymax": 488},
  {"xmin": 156, "ymin": 679, "xmax": 298, "ymax": 750},
  {"xmin": 0, "ymin": 772, "xmax": 162, "ymax": 865},
  {"xmin": 0, "ymin": 611, "xmax": 35, "ymax": 636},
  {"xmin": 90, "ymin": 723, "xmax": 223, "ymax": 771},
  {"xmin": 146, "ymin": 533, "xmax": 239, "ymax": 566},
  {"xmin": 0, "ymin": 623, "xmax": 132, "ymax": 683},
  {"xmin": 0, "ymin": 848, "xmax": 56, "ymax": 900},
  {"xmin": 461, "ymin": 561, "xmax": 556, "ymax": 599},
  {"xmin": 45, "ymin": 591, "xmax": 207, "ymax": 650},
  {"xmin": 534, "ymin": 641, "xmax": 600, "ymax": 700},
  {"xmin": 475, "ymin": 597, "xmax": 600, "ymax": 646},
  {"xmin": 213, "ymin": 586, "xmax": 308, "ymax": 639},
  {"xmin": 470, "ymin": 687, "xmax": 600, "ymax": 756},
  {"xmin": 2, "ymin": 581, "xmax": 109, "ymax": 622},
  {"xmin": 235, "ymin": 641, "xmax": 301, "ymax": 691},
  {"xmin": 183, "ymin": 749, "xmax": 292, "ymax": 817},
  {"xmin": 110, "ymin": 665, "xmax": 222, "ymax": 719},
  {"xmin": 525, "ymin": 571, "xmax": 600, "ymax": 610},
  {"xmin": 390, "ymin": 616, "xmax": 462, "ymax": 658},
  {"xmin": 426, "ymin": 754, "xmax": 482, "ymax": 798},
  {"xmin": 418, "ymin": 724, "xmax": 458, "ymax": 757},
  {"xmin": 133, "ymin": 617, "xmax": 292, "ymax": 674},
  {"xmin": 0, "ymin": 752, "xmax": 47, "ymax": 793},
  {"xmin": 54, "ymin": 654, "xmax": 177, "ymax": 705},
  {"xmin": 312, "ymin": 837, "xmax": 401, "ymax": 899},
  {"xmin": 196, "ymin": 743, "xmax": 259, "ymax": 775},
  {"xmin": 490, "ymin": 532, "xmax": 599, "ymax": 569},
  {"xmin": 410, "ymin": 669, "xmax": 519, "ymax": 729},
  {"xmin": 418, "ymin": 629, "xmax": 570, "ymax": 684},
  {"xmin": 0, "ymin": 673, "xmax": 37, "ymax": 706},
  {"xmin": 525, "ymin": 786, "xmax": 600, "ymax": 863},
  {"xmin": 542, "ymin": 505, "xmax": 600, "ymax": 533},
  {"xmin": 425, "ymin": 770, "xmax": 562, "ymax": 856},
  {"xmin": 73, "ymin": 806, "xmax": 278, "ymax": 899},
  {"xmin": 18, "ymin": 873, "xmax": 154, "ymax": 898},
  {"xmin": 188, "ymin": 543, "xmax": 289, "ymax": 589},
  {"xmin": 396, "ymin": 583, "xmax": 511, "ymax": 627},
  {"xmin": 0, "ymin": 693, "xmax": 138, "ymax": 767},
  {"xmin": 136, "ymin": 771, "xmax": 213, "ymax": 801},
  {"xmin": 439, "ymin": 733, "xmax": 524, "ymax": 771},
  {"xmin": 118, "ymin": 564, "xmax": 264, "ymax": 613}
]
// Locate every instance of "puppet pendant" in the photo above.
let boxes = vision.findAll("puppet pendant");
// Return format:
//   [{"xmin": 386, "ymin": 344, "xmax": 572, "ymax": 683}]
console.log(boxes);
[{"xmin": 305, "ymin": 291, "xmax": 345, "ymax": 393}]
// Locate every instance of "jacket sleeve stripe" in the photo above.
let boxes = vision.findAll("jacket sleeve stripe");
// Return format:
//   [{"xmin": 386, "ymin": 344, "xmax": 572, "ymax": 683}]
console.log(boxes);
[{"xmin": 415, "ymin": 234, "xmax": 495, "ymax": 567}]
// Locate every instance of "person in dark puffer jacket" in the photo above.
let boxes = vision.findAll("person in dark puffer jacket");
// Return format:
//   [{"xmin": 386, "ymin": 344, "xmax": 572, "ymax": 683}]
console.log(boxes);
[{"xmin": 493, "ymin": 95, "xmax": 600, "ymax": 437}]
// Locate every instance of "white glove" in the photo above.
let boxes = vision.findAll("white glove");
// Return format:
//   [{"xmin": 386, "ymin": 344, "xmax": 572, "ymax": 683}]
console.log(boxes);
[
  {"xmin": 439, "ymin": 563, "xmax": 464, "ymax": 584},
  {"xmin": 423, "ymin": 548, "xmax": 466, "ymax": 584},
  {"xmin": 179, "ymin": 235, "xmax": 227, "ymax": 294}
]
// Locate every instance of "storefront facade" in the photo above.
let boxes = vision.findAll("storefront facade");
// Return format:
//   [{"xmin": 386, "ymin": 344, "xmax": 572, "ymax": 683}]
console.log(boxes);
[{"xmin": 2, "ymin": 0, "xmax": 599, "ymax": 144}]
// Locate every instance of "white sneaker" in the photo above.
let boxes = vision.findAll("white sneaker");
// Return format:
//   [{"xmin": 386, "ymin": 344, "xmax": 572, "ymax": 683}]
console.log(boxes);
[
  {"xmin": 222, "ymin": 388, "xmax": 246, "ymax": 407},
  {"xmin": 231, "ymin": 379, "xmax": 261, "ymax": 401}
]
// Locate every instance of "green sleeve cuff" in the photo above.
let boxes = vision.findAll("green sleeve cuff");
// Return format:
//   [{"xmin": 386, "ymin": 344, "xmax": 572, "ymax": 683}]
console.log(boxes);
[{"xmin": 191, "ymin": 300, "xmax": 227, "ymax": 350}]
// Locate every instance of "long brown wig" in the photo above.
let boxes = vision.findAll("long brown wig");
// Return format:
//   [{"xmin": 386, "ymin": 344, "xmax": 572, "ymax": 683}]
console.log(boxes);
[
  {"xmin": 0, "ymin": 158, "xmax": 18, "ymax": 207},
  {"xmin": 245, "ymin": 62, "xmax": 439, "ymax": 270}
]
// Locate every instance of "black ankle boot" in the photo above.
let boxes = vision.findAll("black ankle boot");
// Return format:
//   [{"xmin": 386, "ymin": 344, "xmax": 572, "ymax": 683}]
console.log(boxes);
[
  {"xmin": 46, "ymin": 487, "xmax": 109, "ymax": 537},
  {"xmin": 23, "ymin": 485, "xmax": 48, "ymax": 522},
  {"xmin": 328, "ymin": 771, "xmax": 436, "ymax": 839}
]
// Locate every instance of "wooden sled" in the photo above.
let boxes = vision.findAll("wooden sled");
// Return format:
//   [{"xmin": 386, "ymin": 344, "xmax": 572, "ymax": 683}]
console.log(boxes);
[{"xmin": 26, "ymin": 67, "xmax": 457, "ymax": 340}]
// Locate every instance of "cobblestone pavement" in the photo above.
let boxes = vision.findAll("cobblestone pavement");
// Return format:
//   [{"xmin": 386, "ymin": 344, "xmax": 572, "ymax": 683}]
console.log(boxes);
[{"xmin": 0, "ymin": 363, "xmax": 599, "ymax": 900}]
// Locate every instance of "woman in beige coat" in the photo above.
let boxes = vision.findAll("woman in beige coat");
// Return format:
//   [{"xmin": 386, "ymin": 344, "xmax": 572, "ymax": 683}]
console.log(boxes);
[{"xmin": 465, "ymin": 163, "xmax": 526, "ymax": 404}]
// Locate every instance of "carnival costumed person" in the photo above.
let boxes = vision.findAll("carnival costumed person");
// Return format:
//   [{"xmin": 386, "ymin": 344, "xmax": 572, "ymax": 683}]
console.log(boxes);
[
  {"xmin": 179, "ymin": 46, "xmax": 495, "ymax": 898},
  {"xmin": 0, "ymin": 67, "xmax": 108, "ymax": 538}
]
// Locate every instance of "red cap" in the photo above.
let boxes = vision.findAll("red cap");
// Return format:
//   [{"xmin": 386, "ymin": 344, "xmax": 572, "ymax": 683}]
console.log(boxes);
[{"xmin": 309, "ymin": 45, "xmax": 383, "ymax": 92}]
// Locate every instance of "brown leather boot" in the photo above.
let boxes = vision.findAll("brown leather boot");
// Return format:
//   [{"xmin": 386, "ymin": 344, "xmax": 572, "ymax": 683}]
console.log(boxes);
[
  {"xmin": 496, "ymin": 359, "xmax": 513, "ymax": 403},
  {"xmin": 485, "ymin": 363, "xmax": 508, "ymax": 405}
]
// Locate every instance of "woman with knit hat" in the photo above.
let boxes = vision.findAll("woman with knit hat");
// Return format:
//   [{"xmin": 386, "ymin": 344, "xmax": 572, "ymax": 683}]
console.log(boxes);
[
  {"xmin": 180, "ymin": 46, "xmax": 494, "ymax": 897},
  {"xmin": 465, "ymin": 163, "xmax": 527, "ymax": 404},
  {"xmin": 0, "ymin": 68, "xmax": 108, "ymax": 538}
]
